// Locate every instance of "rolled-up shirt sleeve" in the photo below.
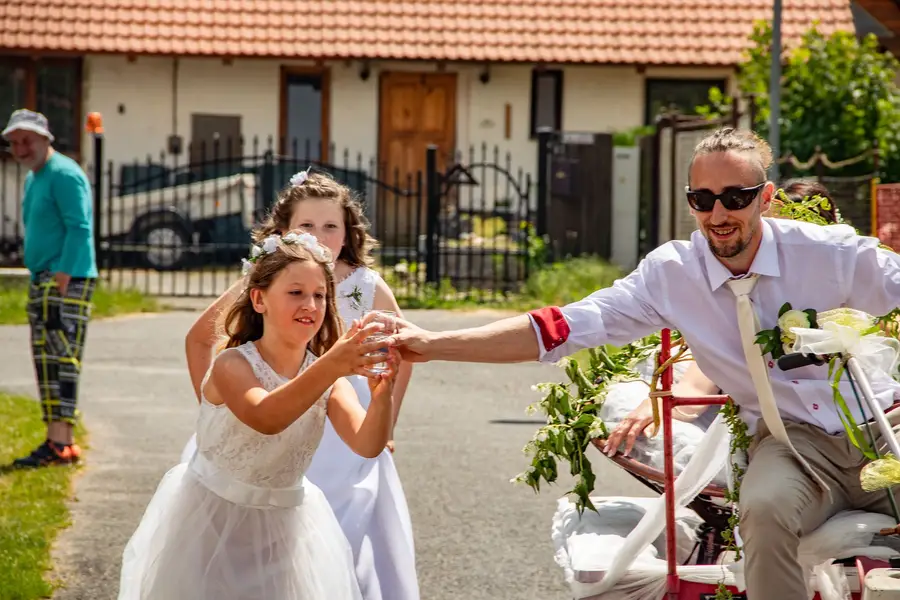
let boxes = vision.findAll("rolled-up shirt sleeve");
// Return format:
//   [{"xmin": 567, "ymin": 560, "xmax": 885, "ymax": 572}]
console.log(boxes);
[{"xmin": 528, "ymin": 259, "xmax": 669, "ymax": 363}]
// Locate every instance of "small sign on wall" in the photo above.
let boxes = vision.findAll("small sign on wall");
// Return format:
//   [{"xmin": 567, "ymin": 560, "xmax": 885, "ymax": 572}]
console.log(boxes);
[{"xmin": 561, "ymin": 132, "xmax": 594, "ymax": 145}]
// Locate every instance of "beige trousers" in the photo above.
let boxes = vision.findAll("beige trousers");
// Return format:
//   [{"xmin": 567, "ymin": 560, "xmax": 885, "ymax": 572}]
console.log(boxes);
[{"xmin": 740, "ymin": 418, "xmax": 899, "ymax": 599}]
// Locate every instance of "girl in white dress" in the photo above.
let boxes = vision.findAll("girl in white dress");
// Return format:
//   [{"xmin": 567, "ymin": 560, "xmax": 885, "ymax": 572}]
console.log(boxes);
[
  {"xmin": 119, "ymin": 232, "xmax": 398, "ymax": 600},
  {"xmin": 182, "ymin": 170, "xmax": 420, "ymax": 600}
]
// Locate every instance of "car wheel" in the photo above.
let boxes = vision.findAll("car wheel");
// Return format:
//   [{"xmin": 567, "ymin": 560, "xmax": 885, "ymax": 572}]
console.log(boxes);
[{"xmin": 136, "ymin": 219, "xmax": 191, "ymax": 271}]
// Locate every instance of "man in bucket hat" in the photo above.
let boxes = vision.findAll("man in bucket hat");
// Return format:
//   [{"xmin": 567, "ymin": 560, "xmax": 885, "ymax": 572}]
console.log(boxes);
[{"xmin": 3, "ymin": 109, "xmax": 97, "ymax": 467}]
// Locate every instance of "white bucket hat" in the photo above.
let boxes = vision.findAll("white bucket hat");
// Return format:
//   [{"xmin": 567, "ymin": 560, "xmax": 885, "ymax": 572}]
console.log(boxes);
[{"xmin": 2, "ymin": 109, "xmax": 55, "ymax": 142}]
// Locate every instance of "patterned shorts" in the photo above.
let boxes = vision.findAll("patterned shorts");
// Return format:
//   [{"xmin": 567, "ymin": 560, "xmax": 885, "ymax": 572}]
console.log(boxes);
[{"xmin": 26, "ymin": 273, "xmax": 96, "ymax": 424}]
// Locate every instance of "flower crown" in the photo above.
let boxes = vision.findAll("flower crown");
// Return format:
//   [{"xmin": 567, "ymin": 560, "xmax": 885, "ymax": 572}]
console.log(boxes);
[
  {"xmin": 241, "ymin": 232, "xmax": 331, "ymax": 276},
  {"xmin": 290, "ymin": 168, "xmax": 311, "ymax": 187}
]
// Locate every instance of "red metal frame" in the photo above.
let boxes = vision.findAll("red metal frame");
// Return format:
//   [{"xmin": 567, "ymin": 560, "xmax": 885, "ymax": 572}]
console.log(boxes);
[
  {"xmin": 656, "ymin": 328, "xmax": 884, "ymax": 599},
  {"xmin": 659, "ymin": 329, "xmax": 732, "ymax": 598}
]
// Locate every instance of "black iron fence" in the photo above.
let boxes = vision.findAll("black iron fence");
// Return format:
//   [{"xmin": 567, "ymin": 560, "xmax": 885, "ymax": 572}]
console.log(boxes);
[{"xmin": 1, "ymin": 135, "xmax": 541, "ymax": 301}]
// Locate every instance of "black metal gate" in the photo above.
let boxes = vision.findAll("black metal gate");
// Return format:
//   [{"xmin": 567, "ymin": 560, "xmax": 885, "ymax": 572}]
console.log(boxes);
[
  {"xmin": 423, "ymin": 145, "xmax": 534, "ymax": 298},
  {"xmin": 78, "ymin": 135, "xmax": 538, "ymax": 301}
]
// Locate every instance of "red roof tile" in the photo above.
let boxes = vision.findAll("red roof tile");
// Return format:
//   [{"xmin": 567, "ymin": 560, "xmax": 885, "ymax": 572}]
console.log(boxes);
[{"xmin": 0, "ymin": 0, "xmax": 854, "ymax": 66}]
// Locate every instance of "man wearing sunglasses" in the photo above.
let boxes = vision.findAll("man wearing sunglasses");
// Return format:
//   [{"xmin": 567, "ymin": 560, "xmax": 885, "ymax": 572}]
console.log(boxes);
[{"xmin": 379, "ymin": 127, "xmax": 900, "ymax": 599}]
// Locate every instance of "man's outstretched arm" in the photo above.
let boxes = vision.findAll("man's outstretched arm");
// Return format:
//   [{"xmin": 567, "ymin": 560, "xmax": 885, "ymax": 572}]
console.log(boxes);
[
  {"xmin": 388, "ymin": 266, "xmax": 666, "ymax": 365},
  {"xmin": 412, "ymin": 313, "xmax": 540, "ymax": 363}
]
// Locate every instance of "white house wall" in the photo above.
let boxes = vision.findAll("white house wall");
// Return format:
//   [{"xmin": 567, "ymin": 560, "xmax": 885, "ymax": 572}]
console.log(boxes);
[
  {"xmin": 80, "ymin": 55, "xmax": 733, "ymax": 179},
  {"xmin": 82, "ymin": 56, "xmax": 282, "ymax": 166},
  {"xmin": 0, "ymin": 56, "xmax": 738, "ymax": 254}
]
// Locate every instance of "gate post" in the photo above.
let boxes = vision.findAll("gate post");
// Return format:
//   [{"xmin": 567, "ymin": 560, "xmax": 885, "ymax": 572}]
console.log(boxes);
[
  {"xmin": 424, "ymin": 145, "xmax": 440, "ymax": 285},
  {"xmin": 730, "ymin": 95, "xmax": 740, "ymax": 129},
  {"xmin": 86, "ymin": 113, "xmax": 104, "ymax": 267},
  {"xmin": 647, "ymin": 117, "xmax": 668, "ymax": 251},
  {"xmin": 872, "ymin": 139, "xmax": 880, "ymax": 238},
  {"xmin": 747, "ymin": 93, "xmax": 759, "ymax": 131},
  {"xmin": 260, "ymin": 150, "xmax": 276, "ymax": 215},
  {"xmin": 535, "ymin": 127, "xmax": 553, "ymax": 238}
]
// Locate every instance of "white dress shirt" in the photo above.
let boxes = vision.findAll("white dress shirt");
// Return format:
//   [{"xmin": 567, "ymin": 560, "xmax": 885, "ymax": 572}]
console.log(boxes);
[{"xmin": 531, "ymin": 218, "xmax": 900, "ymax": 434}]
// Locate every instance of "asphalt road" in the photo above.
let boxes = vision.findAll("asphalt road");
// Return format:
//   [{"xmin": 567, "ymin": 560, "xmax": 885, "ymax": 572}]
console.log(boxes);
[{"xmin": 0, "ymin": 309, "xmax": 650, "ymax": 600}]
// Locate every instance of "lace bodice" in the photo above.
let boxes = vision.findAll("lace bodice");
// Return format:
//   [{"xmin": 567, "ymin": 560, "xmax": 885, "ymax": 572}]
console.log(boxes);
[
  {"xmin": 194, "ymin": 343, "xmax": 329, "ymax": 489},
  {"xmin": 335, "ymin": 267, "xmax": 381, "ymax": 329}
]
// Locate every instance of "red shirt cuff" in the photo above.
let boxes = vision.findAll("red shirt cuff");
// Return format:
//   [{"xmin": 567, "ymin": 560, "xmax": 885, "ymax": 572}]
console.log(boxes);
[{"xmin": 529, "ymin": 306, "xmax": 570, "ymax": 352}]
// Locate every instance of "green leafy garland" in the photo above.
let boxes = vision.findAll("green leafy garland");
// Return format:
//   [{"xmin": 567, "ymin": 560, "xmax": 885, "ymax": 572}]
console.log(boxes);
[
  {"xmin": 767, "ymin": 188, "xmax": 837, "ymax": 227},
  {"xmin": 513, "ymin": 332, "xmax": 683, "ymax": 514},
  {"xmin": 714, "ymin": 399, "xmax": 752, "ymax": 599}
]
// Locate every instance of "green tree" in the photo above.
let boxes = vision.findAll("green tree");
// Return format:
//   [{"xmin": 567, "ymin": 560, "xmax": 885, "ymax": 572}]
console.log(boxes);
[{"xmin": 699, "ymin": 21, "xmax": 900, "ymax": 182}]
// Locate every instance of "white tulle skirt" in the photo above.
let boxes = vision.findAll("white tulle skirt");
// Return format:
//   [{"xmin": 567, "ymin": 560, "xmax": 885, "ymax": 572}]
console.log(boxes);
[
  {"xmin": 178, "ymin": 375, "xmax": 420, "ymax": 600},
  {"xmin": 303, "ymin": 373, "xmax": 419, "ymax": 600},
  {"xmin": 118, "ymin": 458, "xmax": 362, "ymax": 600}
]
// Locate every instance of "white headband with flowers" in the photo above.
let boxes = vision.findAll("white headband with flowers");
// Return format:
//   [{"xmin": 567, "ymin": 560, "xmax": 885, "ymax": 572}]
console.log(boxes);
[
  {"xmin": 241, "ymin": 231, "xmax": 331, "ymax": 276},
  {"xmin": 290, "ymin": 168, "xmax": 310, "ymax": 187}
]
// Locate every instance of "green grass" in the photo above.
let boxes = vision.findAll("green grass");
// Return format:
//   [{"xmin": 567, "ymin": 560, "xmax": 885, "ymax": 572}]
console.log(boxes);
[
  {"xmin": 0, "ymin": 394, "xmax": 86, "ymax": 599},
  {"xmin": 392, "ymin": 256, "xmax": 625, "ymax": 313},
  {"xmin": 0, "ymin": 280, "xmax": 160, "ymax": 325},
  {"xmin": 518, "ymin": 256, "xmax": 624, "ymax": 308}
]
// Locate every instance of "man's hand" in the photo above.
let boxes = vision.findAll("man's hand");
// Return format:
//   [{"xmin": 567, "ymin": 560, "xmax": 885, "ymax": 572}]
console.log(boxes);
[
  {"xmin": 386, "ymin": 440, "xmax": 395, "ymax": 453},
  {"xmin": 358, "ymin": 312, "xmax": 436, "ymax": 363},
  {"xmin": 386, "ymin": 317, "xmax": 435, "ymax": 363},
  {"xmin": 602, "ymin": 397, "xmax": 657, "ymax": 457},
  {"xmin": 54, "ymin": 272, "xmax": 71, "ymax": 296},
  {"xmin": 363, "ymin": 312, "xmax": 538, "ymax": 365}
]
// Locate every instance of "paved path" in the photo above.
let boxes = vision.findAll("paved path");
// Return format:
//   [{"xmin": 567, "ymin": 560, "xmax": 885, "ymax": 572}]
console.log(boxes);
[{"xmin": 0, "ymin": 310, "xmax": 650, "ymax": 600}]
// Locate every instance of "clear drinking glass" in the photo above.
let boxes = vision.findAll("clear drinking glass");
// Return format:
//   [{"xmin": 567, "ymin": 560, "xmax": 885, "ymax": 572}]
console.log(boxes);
[{"xmin": 364, "ymin": 310, "xmax": 396, "ymax": 375}]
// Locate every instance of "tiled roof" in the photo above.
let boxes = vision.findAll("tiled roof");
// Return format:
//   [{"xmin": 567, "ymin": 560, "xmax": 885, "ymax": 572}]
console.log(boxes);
[{"xmin": 0, "ymin": 0, "xmax": 855, "ymax": 67}]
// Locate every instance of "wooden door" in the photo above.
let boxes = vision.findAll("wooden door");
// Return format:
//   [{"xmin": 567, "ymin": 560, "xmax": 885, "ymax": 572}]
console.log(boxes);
[{"xmin": 378, "ymin": 72, "xmax": 456, "ymax": 247}]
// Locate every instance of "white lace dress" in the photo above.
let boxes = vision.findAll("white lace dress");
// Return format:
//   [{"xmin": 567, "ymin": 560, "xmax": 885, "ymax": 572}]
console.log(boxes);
[
  {"xmin": 120, "ymin": 343, "xmax": 362, "ymax": 600},
  {"xmin": 304, "ymin": 266, "xmax": 420, "ymax": 600}
]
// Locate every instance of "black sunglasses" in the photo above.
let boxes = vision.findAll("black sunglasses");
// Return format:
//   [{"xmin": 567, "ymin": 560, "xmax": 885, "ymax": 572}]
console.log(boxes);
[{"xmin": 685, "ymin": 183, "xmax": 765, "ymax": 212}]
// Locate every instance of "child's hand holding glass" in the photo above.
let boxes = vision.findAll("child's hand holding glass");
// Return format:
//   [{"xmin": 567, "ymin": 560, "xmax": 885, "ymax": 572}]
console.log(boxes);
[
  {"xmin": 367, "ymin": 347, "xmax": 400, "ymax": 401},
  {"xmin": 325, "ymin": 319, "xmax": 392, "ymax": 378}
]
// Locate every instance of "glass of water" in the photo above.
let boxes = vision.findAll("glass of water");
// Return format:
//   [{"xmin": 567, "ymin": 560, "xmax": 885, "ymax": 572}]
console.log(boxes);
[{"xmin": 364, "ymin": 310, "xmax": 397, "ymax": 375}]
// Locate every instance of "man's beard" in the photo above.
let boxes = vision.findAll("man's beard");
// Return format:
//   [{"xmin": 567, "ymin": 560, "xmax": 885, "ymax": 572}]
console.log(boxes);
[
  {"xmin": 705, "ymin": 220, "xmax": 758, "ymax": 259},
  {"xmin": 707, "ymin": 230, "xmax": 748, "ymax": 258},
  {"xmin": 704, "ymin": 204, "xmax": 760, "ymax": 259}
]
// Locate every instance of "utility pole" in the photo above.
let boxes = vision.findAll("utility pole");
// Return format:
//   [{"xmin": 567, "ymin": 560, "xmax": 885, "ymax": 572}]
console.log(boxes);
[{"xmin": 769, "ymin": 0, "xmax": 783, "ymax": 181}]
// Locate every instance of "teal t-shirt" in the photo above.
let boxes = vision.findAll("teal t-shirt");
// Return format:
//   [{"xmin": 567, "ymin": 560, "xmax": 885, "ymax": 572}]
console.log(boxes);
[{"xmin": 22, "ymin": 152, "xmax": 98, "ymax": 279}]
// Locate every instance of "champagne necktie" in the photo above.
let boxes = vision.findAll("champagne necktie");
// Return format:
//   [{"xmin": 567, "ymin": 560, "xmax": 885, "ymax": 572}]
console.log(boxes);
[{"xmin": 726, "ymin": 275, "xmax": 830, "ymax": 495}]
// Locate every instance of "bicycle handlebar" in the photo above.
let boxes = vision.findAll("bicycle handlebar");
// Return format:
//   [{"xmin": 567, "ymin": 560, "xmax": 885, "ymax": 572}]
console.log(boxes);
[{"xmin": 777, "ymin": 352, "xmax": 829, "ymax": 371}]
